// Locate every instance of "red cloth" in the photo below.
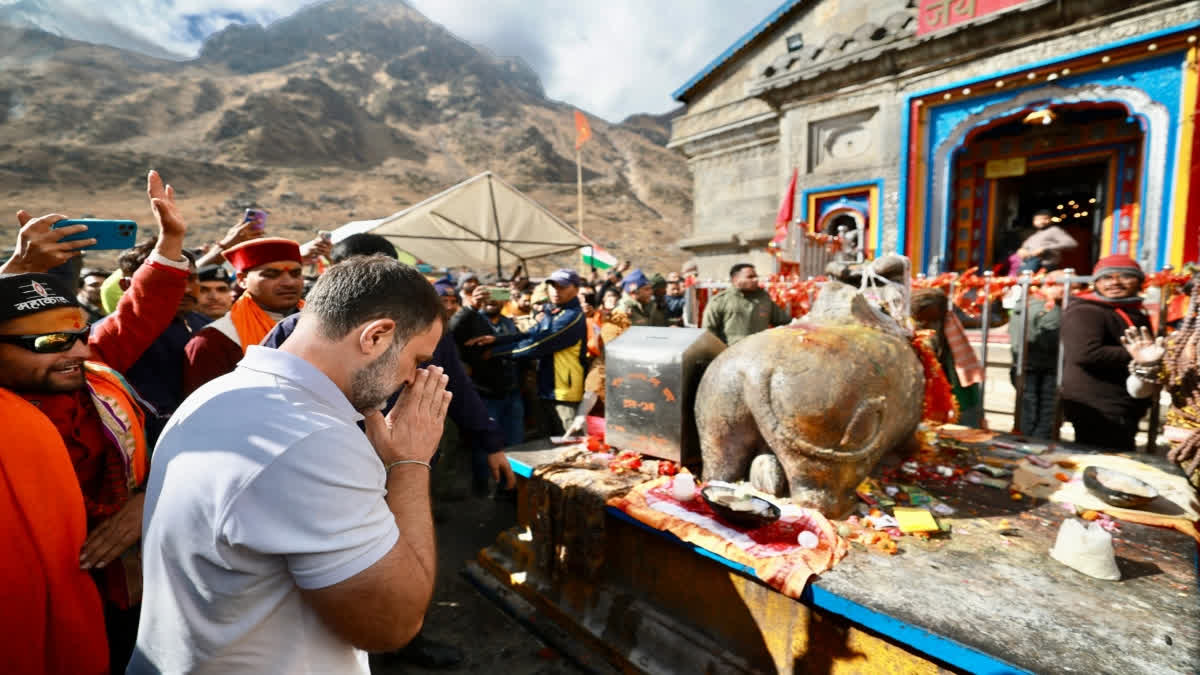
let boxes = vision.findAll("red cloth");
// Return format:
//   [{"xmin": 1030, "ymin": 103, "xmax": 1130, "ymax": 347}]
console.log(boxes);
[
  {"xmin": 773, "ymin": 168, "xmax": 798, "ymax": 244},
  {"xmin": 183, "ymin": 326, "xmax": 243, "ymax": 396},
  {"xmin": 222, "ymin": 237, "xmax": 301, "ymax": 272},
  {"xmin": 609, "ymin": 477, "xmax": 847, "ymax": 600},
  {"xmin": 943, "ymin": 311, "xmax": 984, "ymax": 386},
  {"xmin": 0, "ymin": 389, "xmax": 108, "ymax": 675}
]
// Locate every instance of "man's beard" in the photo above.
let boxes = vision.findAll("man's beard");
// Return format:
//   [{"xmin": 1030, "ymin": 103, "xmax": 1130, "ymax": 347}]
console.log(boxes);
[
  {"xmin": 3, "ymin": 358, "xmax": 88, "ymax": 394},
  {"xmin": 348, "ymin": 339, "xmax": 402, "ymax": 411}
]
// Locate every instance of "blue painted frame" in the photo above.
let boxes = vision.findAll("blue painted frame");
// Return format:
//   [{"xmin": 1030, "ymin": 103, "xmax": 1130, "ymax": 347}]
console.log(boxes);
[
  {"xmin": 925, "ymin": 54, "xmax": 1184, "ymax": 272},
  {"xmin": 896, "ymin": 20, "xmax": 1200, "ymax": 267},
  {"xmin": 799, "ymin": 179, "xmax": 886, "ymax": 254}
]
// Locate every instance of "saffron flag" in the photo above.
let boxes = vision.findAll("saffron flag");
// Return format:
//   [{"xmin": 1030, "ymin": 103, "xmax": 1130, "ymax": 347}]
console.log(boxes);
[
  {"xmin": 772, "ymin": 168, "xmax": 798, "ymax": 247},
  {"xmin": 574, "ymin": 110, "xmax": 592, "ymax": 150},
  {"xmin": 581, "ymin": 245, "xmax": 617, "ymax": 270}
]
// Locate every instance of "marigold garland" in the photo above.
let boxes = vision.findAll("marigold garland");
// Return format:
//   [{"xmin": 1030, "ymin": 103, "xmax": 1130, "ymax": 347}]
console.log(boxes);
[
  {"xmin": 910, "ymin": 330, "xmax": 959, "ymax": 424},
  {"xmin": 749, "ymin": 268, "xmax": 1188, "ymax": 322}
]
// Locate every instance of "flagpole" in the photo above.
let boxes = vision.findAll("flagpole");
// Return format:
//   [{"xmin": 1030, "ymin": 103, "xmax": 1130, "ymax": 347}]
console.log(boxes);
[{"xmin": 577, "ymin": 148, "xmax": 591, "ymax": 276}]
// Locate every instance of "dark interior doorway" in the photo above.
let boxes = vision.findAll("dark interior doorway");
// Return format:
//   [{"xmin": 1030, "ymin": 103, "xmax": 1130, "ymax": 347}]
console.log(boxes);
[{"xmin": 991, "ymin": 161, "xmax": 1107, "ymax": 274}]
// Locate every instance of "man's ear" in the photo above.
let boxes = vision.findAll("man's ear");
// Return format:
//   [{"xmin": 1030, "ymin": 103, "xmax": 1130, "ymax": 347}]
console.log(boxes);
[
  {"xmin": 118, "ymin": 277, "xmax": 131, "ymax": 292},
  {"xmin": 357, "ymin": 318, "xmax": 397, "ymax": 356},
  {"xmin": 236, "ymin": 272, "xmax": 248, "ymax": 291}
]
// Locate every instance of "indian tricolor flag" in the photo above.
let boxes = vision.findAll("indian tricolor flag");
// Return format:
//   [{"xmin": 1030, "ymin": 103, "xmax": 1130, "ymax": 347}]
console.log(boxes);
[{"xmin": 581, "ymin": 245, "xmax": 616, "ymax": 270}]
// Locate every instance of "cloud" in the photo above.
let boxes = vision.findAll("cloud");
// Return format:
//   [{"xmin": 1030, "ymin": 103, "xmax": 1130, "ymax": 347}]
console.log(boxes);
[
  {"xmin": 0, "ymin": 0, "xmax": 784, "ymax": 121},
  {"xmin": 408, "ymin": 0, "xmax": 783, "ymax": 121}
]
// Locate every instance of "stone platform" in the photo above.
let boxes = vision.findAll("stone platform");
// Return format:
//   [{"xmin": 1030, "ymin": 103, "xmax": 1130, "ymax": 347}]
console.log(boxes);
[{"xmin": 474, "ymin": 438, "xmax": 1200, "ymax": 674}]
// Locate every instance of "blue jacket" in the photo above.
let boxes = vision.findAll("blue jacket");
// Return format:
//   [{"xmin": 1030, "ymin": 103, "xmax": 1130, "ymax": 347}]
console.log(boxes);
[
  {"xmin": 262, "ymin": 313, "xmax": 503, "ymax": 456},
  {"xmin": 489, "ymin": 297, "xmax": 587, "ymax": 402}
]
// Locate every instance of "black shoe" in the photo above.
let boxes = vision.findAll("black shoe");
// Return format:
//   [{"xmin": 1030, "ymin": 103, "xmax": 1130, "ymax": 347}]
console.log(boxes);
[{"xmin": 394, "ymin": 634, "xmax": 465, "ymax": 670}]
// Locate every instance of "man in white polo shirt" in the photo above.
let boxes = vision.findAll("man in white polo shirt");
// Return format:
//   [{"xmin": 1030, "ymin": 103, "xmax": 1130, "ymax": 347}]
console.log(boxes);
[{"xmin": 130, "ymin": 256, "xmax": 450, "ymax": 673}]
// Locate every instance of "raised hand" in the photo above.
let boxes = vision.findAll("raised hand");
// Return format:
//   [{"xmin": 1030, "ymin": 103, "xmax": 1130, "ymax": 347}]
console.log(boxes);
[
  {"xmin": 363, "ymin": 366, "xmax": 452, "ymax": 466},
  {"xmin": 147, "ymin": 169, "xmax": 187, "ymax": 261},
  {"xmin": 0, "ymin": 211, "xmax": 95, "ymax": 274},
  {"xmin": 217, "ymin": 217, "xmax": 264, "ymax": 250},
  {"xmin": 299, "ymin": 236, "xmax": 333, "ymax": 264},
  {"xmin": 1120, "ymin": 326, "xmax": 1164, "ymax": 364}
]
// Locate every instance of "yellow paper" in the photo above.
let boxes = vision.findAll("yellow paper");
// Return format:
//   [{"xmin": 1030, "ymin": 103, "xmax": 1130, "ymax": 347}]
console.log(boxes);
[{"xmin": 893, "ymin": 507, "xmax": 939, "ymax": 533}]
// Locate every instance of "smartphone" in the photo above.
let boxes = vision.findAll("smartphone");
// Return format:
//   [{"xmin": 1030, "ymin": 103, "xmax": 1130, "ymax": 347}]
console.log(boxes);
[
  {"xmin": 484, "ymin": 286, "xmax": 511, "ymax": 302},
  {"xmin": 52, "ymin": 219, "xmax": 137, "ymax": 251},
  {"xmin": 243, "ymin": 208, "xmax": 268, "ymax": 231}
]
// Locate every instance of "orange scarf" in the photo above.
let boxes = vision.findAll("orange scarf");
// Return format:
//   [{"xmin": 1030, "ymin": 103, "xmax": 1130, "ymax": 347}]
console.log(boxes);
[
  {"xmin": 84, "ymin": 362, "xmax": 150, "ymax": 610},
  {"xmin": 230, "ymin": 293, "xmax": 301, "ymax": 353},
  {"xmin": 0, "ymin": 389, "xmax": 108, "ymax": 674}
]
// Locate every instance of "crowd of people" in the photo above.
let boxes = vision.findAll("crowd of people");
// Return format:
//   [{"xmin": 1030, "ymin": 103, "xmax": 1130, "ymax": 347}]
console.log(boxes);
[
  {"xmin": 3, "ymin": 171, "xmax": 1198, "ymax": 674},
  {"xmin": 0, "ymin": 168, "xmax": 795, "ymax": 674}
]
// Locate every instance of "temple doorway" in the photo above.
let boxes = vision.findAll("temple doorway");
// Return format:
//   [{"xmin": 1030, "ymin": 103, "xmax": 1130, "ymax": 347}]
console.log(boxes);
[{"xmin": 947, "ymin": 103, "xmax": 1144, "ymax": 275}]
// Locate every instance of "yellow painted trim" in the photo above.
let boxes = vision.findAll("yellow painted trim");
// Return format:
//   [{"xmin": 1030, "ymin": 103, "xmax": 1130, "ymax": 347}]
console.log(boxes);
[
  {"xmin": 1101, "ymin": 155, "xmax": 1119, "ymax": 257},
  {"xmin": 1170, "ymin": 47, "xmax": 1198, "ymax": 267},
  {"xmin": 807, "ymin": 185, "xmax": 879, "ymax": 256},
  {"xmin": 867, "ymin": 187, "xmax": 878, "ymax": 258}
]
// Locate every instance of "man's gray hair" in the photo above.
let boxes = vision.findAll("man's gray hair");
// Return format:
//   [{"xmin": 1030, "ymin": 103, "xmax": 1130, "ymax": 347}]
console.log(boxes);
[{"xmin": 304, "ymin": 256, "xmax": 442, "ymax": 343}]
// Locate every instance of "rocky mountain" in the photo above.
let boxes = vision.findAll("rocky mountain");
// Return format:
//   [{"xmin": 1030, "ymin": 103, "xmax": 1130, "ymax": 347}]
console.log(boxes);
[{"xmin": 0, "ymin": 0, "xmax": 691, "ymax": 273}]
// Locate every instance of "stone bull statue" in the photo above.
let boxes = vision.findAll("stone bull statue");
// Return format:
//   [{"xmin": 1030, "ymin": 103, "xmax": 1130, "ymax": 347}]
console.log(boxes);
[{"xmin": 695, "ymin": 281, "xmax": 924, "ymax": 516}]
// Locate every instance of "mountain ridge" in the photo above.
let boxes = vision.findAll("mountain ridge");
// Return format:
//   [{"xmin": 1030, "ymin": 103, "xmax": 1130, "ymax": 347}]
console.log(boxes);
[{"xmin": 0, "ymin": 0, "xmax": 691, "ymax": 273}]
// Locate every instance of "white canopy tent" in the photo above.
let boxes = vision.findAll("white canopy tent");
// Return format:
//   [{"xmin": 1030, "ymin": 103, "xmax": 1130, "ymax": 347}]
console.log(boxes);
[{"xmin": 332, "ymin": 171, "xmax": 592, "ymax": 275}]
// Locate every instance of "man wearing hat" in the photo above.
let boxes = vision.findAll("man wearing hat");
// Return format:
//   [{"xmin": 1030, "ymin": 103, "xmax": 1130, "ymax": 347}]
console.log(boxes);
[
  {"xmin": 0, "ymin": 170, "xmax": 191, "ymax": 671},
  {"xmin": 614, "ymin": 269, "xmax": 667, "ymax": 327},
  {"xmin": 195, "ymin": 264, "xmax": 234, "ymax": 320},
  {"xmin": 183, "ymin": 237, "xmax": 304, "ymax": 394},
  {"xmin": 467, "ymin": 268, "xmax": 588, "ymax": 435},
  {"xmin": 1060, "ymin": 254, "xmax": 1152, "ymax": 451}
]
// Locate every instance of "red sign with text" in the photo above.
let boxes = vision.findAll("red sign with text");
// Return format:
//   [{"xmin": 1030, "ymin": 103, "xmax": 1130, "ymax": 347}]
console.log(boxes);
[{"xmin": 917, "ymin": 0, "xmax": 1032, "ymax": 36}]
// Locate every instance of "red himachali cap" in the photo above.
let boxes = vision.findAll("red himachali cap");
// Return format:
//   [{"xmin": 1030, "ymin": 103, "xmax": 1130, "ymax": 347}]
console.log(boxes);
[{"xmin": 223, "ymin": 238, "xmax": 302, "ymax": 273}]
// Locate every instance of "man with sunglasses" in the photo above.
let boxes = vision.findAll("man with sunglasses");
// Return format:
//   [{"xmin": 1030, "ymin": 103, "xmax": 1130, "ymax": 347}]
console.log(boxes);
[{"xmin": 0, "ymin": 170, "xmax": 191, "ymax": 671}]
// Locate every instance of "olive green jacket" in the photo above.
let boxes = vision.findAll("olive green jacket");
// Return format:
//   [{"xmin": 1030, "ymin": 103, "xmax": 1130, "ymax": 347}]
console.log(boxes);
[
  {"xmin": 615, "ymin": 296, "xmax": 667, "ymax": 327},
  {"xmin": 702, "ymin": 287, "xmax": 791, "ymax": 346}
]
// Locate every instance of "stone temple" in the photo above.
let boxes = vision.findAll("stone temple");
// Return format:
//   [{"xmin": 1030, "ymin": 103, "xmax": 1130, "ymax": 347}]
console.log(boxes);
[{"xmin": 668, "ymin": 0, "xmax": 1200, "ymax": 279}]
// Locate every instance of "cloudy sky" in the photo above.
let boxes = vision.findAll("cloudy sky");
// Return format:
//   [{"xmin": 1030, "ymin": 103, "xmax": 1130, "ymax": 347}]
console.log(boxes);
[{"xmin": 0, "ymin": 0, "xmax": 784, "ymax": 121}]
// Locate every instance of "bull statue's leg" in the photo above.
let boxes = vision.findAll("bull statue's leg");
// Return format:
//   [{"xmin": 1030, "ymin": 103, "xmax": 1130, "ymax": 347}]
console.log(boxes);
[{"xmin": 696, "ymin": 359, "xmax": 762, "ymax": 485}]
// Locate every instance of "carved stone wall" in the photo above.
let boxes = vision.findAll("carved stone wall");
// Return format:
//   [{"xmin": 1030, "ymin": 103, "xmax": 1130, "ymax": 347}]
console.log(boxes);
[
  {"xmin": 671, "ymin": 0, "xmax": 1196, "ymax": 273},
  {"xmin": 690, "ymin": 141, "xmax": 781, "ymax": 238}
]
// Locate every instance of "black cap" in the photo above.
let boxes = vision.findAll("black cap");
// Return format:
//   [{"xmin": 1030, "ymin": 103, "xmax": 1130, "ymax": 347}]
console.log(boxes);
[
  {"xmin": 197, "ymin": 265, "xmax": 232, "ymax": 284},
  {"xmin": 0, "ymin": 273, "xmax": 80, "ymax": 324}
]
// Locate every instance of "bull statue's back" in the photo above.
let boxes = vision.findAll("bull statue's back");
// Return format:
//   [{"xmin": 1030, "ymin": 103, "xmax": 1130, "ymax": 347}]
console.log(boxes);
[{"xmin": 695, "ymin": 281, "xmax": 925, "ymax": 517}]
